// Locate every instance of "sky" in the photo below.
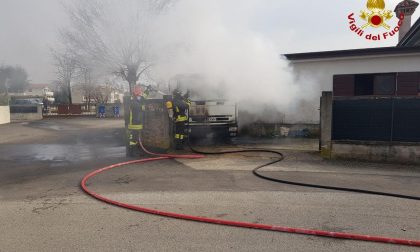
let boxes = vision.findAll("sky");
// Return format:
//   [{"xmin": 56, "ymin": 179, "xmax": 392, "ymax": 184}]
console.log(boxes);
[{"xmin": 0, "ymin": 0, "xmax": 418, "ymax": 84}]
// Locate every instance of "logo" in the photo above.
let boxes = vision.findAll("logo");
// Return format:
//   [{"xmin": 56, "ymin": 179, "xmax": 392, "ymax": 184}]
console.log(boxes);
[{"xmin": 347, "ymin": 0, "xmax": 404, "ymax": 41}]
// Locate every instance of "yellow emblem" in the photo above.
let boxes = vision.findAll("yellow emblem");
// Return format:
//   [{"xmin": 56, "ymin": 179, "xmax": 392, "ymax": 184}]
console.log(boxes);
[{"xmin": 360, "ymin": 0, "xmax": 393, "ymax": 29}]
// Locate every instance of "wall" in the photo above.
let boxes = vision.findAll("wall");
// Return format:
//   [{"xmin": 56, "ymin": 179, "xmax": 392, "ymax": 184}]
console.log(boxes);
[
  {"xmin": 240, "ymin": 122, "xmax": 319, "ymax": 138},
  {"xmin": 71, "ymin": 88, "xmax": 84, "ymax": 104},
  {"xmin": 123, "ymin": 98, "xmax": 171, "ymax": 152},
  {"xmin": 141, "ymin": 100, "xmax": 171, "ymax": 151},
  {"xmin": 25, "ymin": 88, "xmax": 44, "ymax": 97},
  {"xmin": 332, "ymin": 142, "xmax": 420, "ymax": 164},
  {"xmin": 319, "ymin": 92, "xmax": 332, "ymax": 158},
  {"xmin": 10, "ymin": 104, "xmax": 43, "ymax": 121},
  {"xmin": 0, "ymin": 106, "xmax": 11, "ymax": 124},
  {"xmin": 289, "ymin": 53, "xmax": 420, "ymax": 123},
  {"xmin": 319, "ymin": 92, "xmax": 420, "ymax": 164}
]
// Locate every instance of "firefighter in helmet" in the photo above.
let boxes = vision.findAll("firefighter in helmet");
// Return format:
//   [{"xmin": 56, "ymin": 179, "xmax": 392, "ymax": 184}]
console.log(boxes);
[
  {"xmin": 166, "ymin": 89, "xmax": 191, "ymax": 150},
  {"xmin": 127, "ymin": 85, "xmax": 148, "ymax": 150}
]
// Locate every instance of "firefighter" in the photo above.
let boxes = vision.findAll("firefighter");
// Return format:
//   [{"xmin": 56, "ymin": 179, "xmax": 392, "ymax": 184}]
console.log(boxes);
[
  {"xmin": 127, "ymin": 85, "xmax": 148, "ymax": 150},
  {"xmin": 167, "ymin": 89, "xmax": 191, "ymax": 150}
]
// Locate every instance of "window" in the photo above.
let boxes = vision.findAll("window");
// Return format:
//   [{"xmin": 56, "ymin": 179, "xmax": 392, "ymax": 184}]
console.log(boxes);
[
  {"xmin": 333, "ymin": 73, "xmax": 418, "ymax": 97},
  {"xmin": 373, "ymin": 74, "xmax": 396, "ymax": 95},
  {"xmin": 397, "ymin": 72, "xmax": 419, "ymax": 96},
  {"xmin": 354, "ymin": 73, "xmax": 396, "ymax": 96},
  {"xmin": 354, "ymin": 74, "xmax": 374, "ymax": 95}
]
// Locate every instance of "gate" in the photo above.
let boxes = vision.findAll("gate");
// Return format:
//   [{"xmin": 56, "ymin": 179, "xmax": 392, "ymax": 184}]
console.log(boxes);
[{"xmin": 333, "ymin": 97, "xmax": 420, "ymax": 142}]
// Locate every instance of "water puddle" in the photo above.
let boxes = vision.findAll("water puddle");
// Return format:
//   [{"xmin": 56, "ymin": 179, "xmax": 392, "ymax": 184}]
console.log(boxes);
[{"xmin": 0, "ymin": 144, "xmax": 125, "ymax": 163}]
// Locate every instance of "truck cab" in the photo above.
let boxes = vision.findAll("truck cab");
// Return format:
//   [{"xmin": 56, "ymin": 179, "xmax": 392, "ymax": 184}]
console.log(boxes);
[{"xmin": 189, "ymin": 99, "xmax": 238, "ymax": 139}]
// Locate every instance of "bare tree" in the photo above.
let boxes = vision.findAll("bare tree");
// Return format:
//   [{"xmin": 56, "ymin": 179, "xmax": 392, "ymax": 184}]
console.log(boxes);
[
  {"xmin": 0, "ymin": 66, "xmax": 11, "ymax": 96},
  {"xmin": 77, "ymin": 65, "xmax": 96, "ymax": 110},
  {"xmin": 92, "ymin": 82, "xmax": 112, "ymax": 104},
  {"xmin": 0, "ymin": 65, "xmax": 29, "ymax": 94},
  {"xmin": 51, "ymin": 49, "xmax": 78, "ymax": 104},
  {"xmin": 52, "ymin": 80, "xmax": 70, "ymax": 104},
  {"xmin": 59, "ymin": 0, "xmax": 170, "ymax": 94}
]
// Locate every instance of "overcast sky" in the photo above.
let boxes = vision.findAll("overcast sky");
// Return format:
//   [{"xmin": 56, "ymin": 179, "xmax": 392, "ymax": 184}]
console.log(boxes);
[{"xmin": 0, "ymin": 0, "xmax": 418, "ymax": 83}]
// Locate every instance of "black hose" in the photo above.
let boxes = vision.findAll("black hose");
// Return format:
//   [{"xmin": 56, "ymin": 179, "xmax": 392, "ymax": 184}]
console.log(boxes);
[
  {"xmin": 188, "ymin": 142, "xmax": 420, "ymax": 201},
  {"xmin": 184, "ymin": 107, "xmax": 419, "ymax": 200},
  {"xmin": 189, "ymin": 145, "xmax": 285, "ymax": 170}
]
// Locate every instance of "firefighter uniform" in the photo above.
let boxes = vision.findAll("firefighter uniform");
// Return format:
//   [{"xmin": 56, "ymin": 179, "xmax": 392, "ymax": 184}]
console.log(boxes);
[
  {"xmin": 127, "ymin": 86, "xmax": 148, "ymax": 147},
  {"xmin": 167, "ymin": 91, "xmax": 191, "ymax": 149}
]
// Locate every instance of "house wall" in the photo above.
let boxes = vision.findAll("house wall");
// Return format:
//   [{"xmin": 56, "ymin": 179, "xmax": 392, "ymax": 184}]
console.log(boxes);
[
  {"xmin": 26, "ymin": 89, "xmax": 44, "ymax": 97},
  {"xmin": 71, "ymin": 88, "xmax": 84, "ymax": 104},
  {"xmin": 289, "ymin": 53, "xmax": 420, "ymax": 123},
  {"xmin": 0, "ymin": 106, "xmax": 11, "ymax": 124}
]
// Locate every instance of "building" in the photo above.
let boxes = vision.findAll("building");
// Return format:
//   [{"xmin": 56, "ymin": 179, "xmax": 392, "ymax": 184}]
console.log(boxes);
[
  {"xmin": 71, "ymin": 84, "xmax": 124, "ymax": 104},
  {"xmin": 284, "ymin": 0, "xmax": 420, "ymax": 163},
  {"xmin": 26, "ymin": 84, "xmax": 55, "ymax": 103},
  {"xmin": 9, "ymin": 83, "xmax": 55, "ymax": 103},
  {"xmin": 285, "ymin": 0, "xmax": 420, "ymax": 122}
]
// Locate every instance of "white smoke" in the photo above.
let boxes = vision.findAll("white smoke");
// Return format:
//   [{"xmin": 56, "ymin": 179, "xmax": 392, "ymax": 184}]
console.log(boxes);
[{"xmin": 147, "ymin": 0, "xmax": 317, "ymax": 123}]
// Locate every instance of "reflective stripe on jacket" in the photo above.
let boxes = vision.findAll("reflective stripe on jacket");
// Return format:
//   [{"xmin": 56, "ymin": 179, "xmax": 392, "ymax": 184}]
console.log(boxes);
[
  {"xmin": 173, "ymin": 97, "xmax": 190, "ymax": 123},
  {"xmin": 175, "ymin": 115, "xmax": 188, "ymax": 122},
  {"xmin": 128, "ymin": 97, "xmax": 145, "ymax": 130}
]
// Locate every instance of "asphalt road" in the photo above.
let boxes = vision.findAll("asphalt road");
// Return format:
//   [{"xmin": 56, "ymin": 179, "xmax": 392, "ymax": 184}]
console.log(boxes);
[{"xmin": 0, "ymin": 118, "xmax": 420, "ymax": 252}]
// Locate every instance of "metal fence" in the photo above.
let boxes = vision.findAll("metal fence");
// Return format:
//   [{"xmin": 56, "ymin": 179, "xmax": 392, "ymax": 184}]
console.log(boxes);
[
  {"xmin": 332, "ymin": 97, "xmax": 420, "ymax": 142},
  {"xmin": 45, "ymin": 104, "xmax": 97, "ymax": 116}
]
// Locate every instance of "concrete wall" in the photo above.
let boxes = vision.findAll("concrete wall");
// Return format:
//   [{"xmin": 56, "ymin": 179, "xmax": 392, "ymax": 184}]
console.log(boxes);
[
  {"xmin": 289, "ymin": 53, "xmax": 420, "ymax": 123},
  {"xmin": 240, "ymin": 122, "xmax": 319, "ymax": 138},
  {"xmin": 0, "ymin": 106, "xmax": 11, "ymax": 124},
  {"xmin": 319, "ymin": 92, "xmax": 332, "ymax": 158},
  {"xmin": 10, "ymin": 104, "xmax": 43, "ymax": 121},
  {"xmin": 332, "ymin": 142, "xmax": 420, "ymax": 164},
  {"xmin": 318, "ymin": 91, "xmax": 420, "ymax": 164}
]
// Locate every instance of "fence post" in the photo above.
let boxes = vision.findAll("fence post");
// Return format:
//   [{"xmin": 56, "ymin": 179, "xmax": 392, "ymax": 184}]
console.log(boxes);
[{"xmin": 320, "ymin": 91, "xmax": 333, "ymax": 159}]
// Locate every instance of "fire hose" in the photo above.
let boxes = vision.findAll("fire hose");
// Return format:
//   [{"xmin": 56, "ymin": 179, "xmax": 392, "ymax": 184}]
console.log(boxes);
[
  {"xmin": 80, "ymin": 139, "xmax": 420, "ymax": 247},
  {"xmin": 189, "ymin": 146, "xmax": 420, "ymax": 201}
]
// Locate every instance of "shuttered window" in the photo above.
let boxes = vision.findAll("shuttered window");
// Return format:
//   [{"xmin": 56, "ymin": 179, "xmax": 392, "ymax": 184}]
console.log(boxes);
[
  {"xmin": 334, "ymin": 72, "xmax": 419, "ymax": 97},
  {"xmin": 396, "ymin": 72, "xmax": 419, "ymax": 96},
  {"xmin": 333, "ymin": 75, "xmax": 354, "ymax": 96},
  {"xmin": 373, "ymin": 74, "xmax": 396, "ymax": 95}
]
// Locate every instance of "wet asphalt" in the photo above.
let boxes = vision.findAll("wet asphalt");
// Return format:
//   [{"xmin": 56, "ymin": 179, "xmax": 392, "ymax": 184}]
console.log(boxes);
[{"xmin": 0, "ymin": 119, "xmax": 128, "ymax": 198}]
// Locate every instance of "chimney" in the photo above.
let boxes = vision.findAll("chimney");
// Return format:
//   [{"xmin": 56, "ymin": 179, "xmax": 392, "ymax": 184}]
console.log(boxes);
[{"xmin": 394, "ymin": 0, "xmax": 419, "ymax": 42}]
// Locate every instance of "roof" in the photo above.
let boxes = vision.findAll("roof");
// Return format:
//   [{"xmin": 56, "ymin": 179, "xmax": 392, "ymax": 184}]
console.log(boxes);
[
  {"xmin": 285, "ymin": 13, "xmax": 420, "ymax": 61},
  {"xmin": 284, "ymin": 46, "xmax": 420, "ymax": 61},
  {"xmin": 397, "ymin": 17, "xmax": 420, "ymax": 46}
]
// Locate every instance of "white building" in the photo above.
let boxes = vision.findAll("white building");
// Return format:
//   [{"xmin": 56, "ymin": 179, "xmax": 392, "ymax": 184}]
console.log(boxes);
[
  {"xmin": 284, "ymin": 0, "xmax": 420, "ymax": 124},
  {"xmin": 25, "ymin": 84, "xmax": 55, "ymax": 103},
  {"xmin": 71, "ymin": 84, "xmax": 124, "ymax": 104},
  {"xmin": 284, "ymin": 0, "xmax": 420, "ymax": 163}
]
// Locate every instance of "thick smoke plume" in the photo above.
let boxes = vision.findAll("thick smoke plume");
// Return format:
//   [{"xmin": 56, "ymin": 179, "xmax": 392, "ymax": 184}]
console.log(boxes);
[
  {"xmin": 60, "ymin": 0, "xmax": 319, "ymax": 124},
  {"xmin": 148, "ymin": 0, "xmax": 318, "ymax": 124}
]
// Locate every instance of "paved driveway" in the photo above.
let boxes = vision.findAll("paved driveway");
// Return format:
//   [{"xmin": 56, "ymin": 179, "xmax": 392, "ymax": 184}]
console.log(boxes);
[{"xmin": 0, "ymin": 119, "xmax": 419, "ymax": 251}]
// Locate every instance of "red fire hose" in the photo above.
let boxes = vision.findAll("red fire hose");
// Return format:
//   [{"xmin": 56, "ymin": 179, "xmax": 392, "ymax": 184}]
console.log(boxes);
[{"xmin": 81, "ymin": 142, "xmax": 420, "ymax": 248}]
